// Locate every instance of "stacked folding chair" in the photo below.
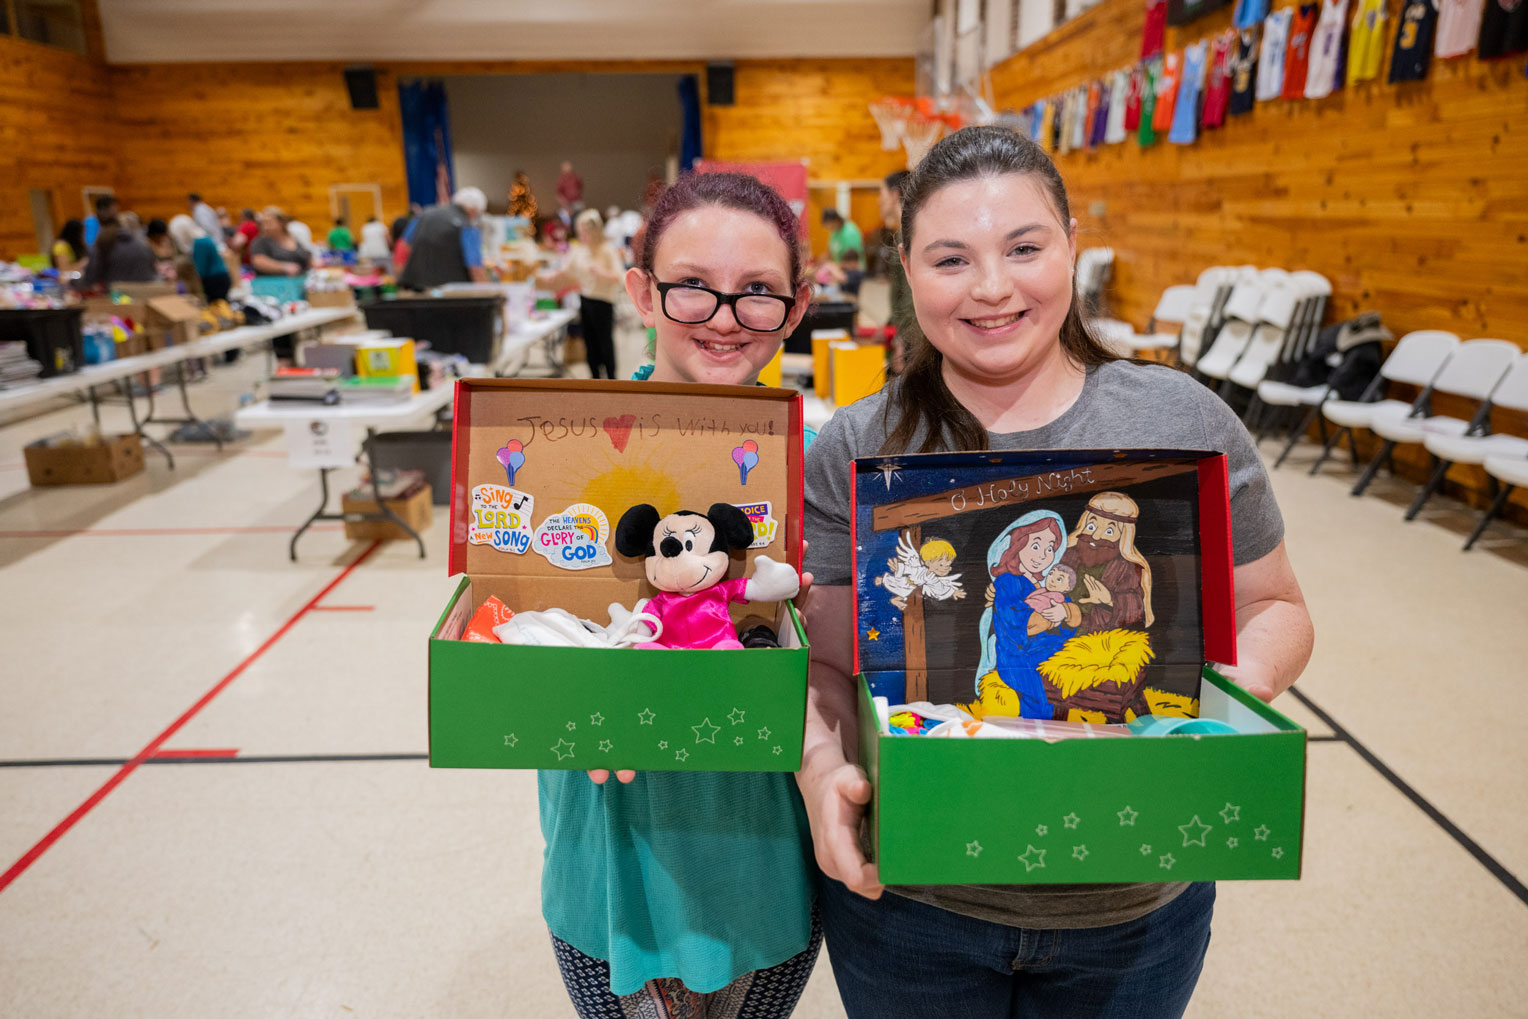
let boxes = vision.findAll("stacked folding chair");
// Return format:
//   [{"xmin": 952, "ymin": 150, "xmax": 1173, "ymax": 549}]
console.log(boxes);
[{"xmin": 1406, "ymin": 352, "xmax": 1528, "ymax": 520}]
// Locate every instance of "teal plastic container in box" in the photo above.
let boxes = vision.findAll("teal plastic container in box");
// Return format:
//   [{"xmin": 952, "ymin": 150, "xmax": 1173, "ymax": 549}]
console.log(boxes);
[{"xmin": 250, "ymin": 274, "xmax": 309, "ymax": 303}]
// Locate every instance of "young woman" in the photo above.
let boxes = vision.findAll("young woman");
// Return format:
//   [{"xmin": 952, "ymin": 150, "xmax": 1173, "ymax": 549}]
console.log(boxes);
[
  {"xmin": 52, "ymin": 219, "xmax": 89, "ymax": 277},
  {"xmin": 540, "ymin": 171, "xmax": 823, "ymax": 1019},
  {"xmin": 541, "ymin": 209, "xmax": 625, "ymax": 379},
  {"xmin": 799, "ymin": 126, "xmax": 1313, "ymax": 1018}
]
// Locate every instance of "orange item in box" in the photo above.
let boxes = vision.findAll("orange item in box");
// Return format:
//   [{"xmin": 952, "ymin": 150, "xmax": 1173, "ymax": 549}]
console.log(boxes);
[{"xmin": 463, "ymin": 596, "xmax": 514, "ymax": 643}]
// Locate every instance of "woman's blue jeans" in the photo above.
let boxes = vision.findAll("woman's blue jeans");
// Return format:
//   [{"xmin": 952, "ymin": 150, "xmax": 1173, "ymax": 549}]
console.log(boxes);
[{"xmin": 818, "ymin": 874, "xmax": 1214, "ymax": 1019}]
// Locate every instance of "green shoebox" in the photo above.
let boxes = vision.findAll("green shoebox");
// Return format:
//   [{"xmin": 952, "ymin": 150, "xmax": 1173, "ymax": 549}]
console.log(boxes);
[
  {"xmin": 429, "ymin": 377, "xmax": 809, "ymax": 771},
  {"xmin": 850, "ymin": 448, "xmax": 1307, "ymax": 884}
]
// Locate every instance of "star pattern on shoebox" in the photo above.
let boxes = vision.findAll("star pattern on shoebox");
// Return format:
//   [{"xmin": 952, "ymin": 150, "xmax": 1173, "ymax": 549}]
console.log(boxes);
[
  {"xmin": 734, "ymin": 736, "xmax": 745, "ymax": 746},
  {"xmin": 966, "ymin": 841, "xmax": 983, "ymax": 858},
  {"xmin": 1226, "ymin": 836, "xmax": 1239, "ymax": 849},
  {"xmin": 757, "ymin": 726, "xmax": 772, "ymax": 741},
  {"xmin": 675, "ymin": 749, "xmax": 689, "ymax": 762},
  {"xmin": 565, "ymin": 720, "xmax": 577, "ymax": 731},
  {"xmin": 551, "ymin": 738, "xmax": 575, "ymax": 761},
  {"xmin": 1139, "ymin": 844, "xmax": 1152, "ymax": 856},
  {"xmin": 1072, "ymin": 844, "xmax": 1089, "ymax": 862},
  {"xmin": 658, "ymin": 740, "xmax": 669, "ymax": 750},
  {"xmin": 772, "ymin": 745, "xmax": 783, "ymax": 755},
  {"xmin": 598, "ymin": 740, "xmax": 612, "ymax": 753},
  {"xmin": 1117, "ymin": 806, "xmax": 1138, "ymax": 826},
  {"xmin": 1219, "ymin": 802, "xmax": 1240, "ymax": 824},
  {"xmin": 1254, "ymin": 824, "xmax": 1271, "ymax": 841},
  {"xmin": 1018, "ymin": 845, "xmax": 1047, "ymax": 872},
  {"xmin": 1178, "ymin": 815, "xmax": 1212, "ymax": 848},
  {"xmin": 692, "ymin": 718, "xmax": 720, "ymax": 744},
  {"xmin": 1272, "ymin": 846, "xmax": 1284, "ymax": 859},
  {"xmin": 728, "ymin": 708, "xmax": 746, "ymax": 725},
  {"xmin": 638, "ymin": 708, "xmax": 656, "ymax": 725},
  {"xmin": 1063, "ymin": 812, "xmax": 1081, "ymax": 829},
  {"xmin": 1036, "ymin": 824, "xmax": 1049, "ymax": 837},
  {"xmin": 590, "ymin": 713, "xmax": 605, "ymax": 726},
  {"xmin": 1159, "ymin": 853, "xmax": 1176, "ymax": 870},
  {"xmin": 503, "ymin": 734, "xmax": 518, "ymax": 748}
]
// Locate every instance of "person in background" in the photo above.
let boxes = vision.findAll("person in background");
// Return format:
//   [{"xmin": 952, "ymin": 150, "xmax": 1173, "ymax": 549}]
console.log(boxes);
[
  {"xmin": 84, "ymin": 194, "xmax": 118, "ymax": 246},
  {"xmin": 327, "ymin": 217, "xmax": 356, "ymax": 253},
  {"xmin": 170, "ymin": 215, "xmax": 233, "ymax": 301},
  {"xmin": 83, "ymin": 210, "xmax": 159, "ymax": 288},
  {"xmin": 541, "ymin": 208, "xmax": 624, "ymax": 379},
  {"xmin": 216, "ymin": 207, "xmax": 234, "ymax": 241},
  {"xmin": 556, "ymin": 160, "xmax": 584, "ymax": 213},
  {"xmin": 397, "ymin": 187, "xmax": 488, "ymax": 290},
  {"xmin": 879, "ymin": 169, "xmax": 914, "ymax": 375},
  {"xmin": 231, "ymin": 209, "xmax": 260, "ymax": 265},
  {"xmin": 249, "ymin": 206, "xmax": 312, "ymax": 277},
  {"xmin": 390, "ymin": 205, "xmax": 418, "ymax": 267},
  {"xmin": 145, "ymin": 218, "xmax": 181, "ymax": 283},
  {"xmin": 358, "ymin": 216, "xmax": 392, "ymax": 271},
  {"xmin": 822, "ymin": 208, "xmax": 864, "ymax": 265},
  {"xmin": 286, "ymin": 219, "xmax": 323, "ymax": 261},
  {"xmin": 51, "ymin": 219, "xmax": 89, "ymax": 277},
  {"xmin": 189, "ymin": 194, "xmax": 222, "ymax": 244}
]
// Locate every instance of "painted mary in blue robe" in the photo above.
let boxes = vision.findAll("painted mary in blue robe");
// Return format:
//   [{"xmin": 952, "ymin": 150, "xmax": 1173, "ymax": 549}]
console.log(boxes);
[{"xmin": 975, "ymin": 509, "xmax": 1076, "ymax": 719}]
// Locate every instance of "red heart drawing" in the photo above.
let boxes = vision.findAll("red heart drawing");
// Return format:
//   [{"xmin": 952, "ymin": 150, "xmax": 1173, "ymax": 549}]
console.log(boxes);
[{"xmin": 603, "ymin": 414, "xmax": 636, "ymax": 453}]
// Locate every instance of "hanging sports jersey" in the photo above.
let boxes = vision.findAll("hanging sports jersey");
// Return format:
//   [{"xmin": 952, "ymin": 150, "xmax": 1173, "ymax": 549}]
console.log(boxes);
[
  {"xmin": 1305, "ymin": 0, "xmax": 1351, "ymax": 97},
  {"xmin": 1153, "ymin": 50, "xmax": 1182, "ymax": 131},
  {"xmin": 1139, "ymin": 60, "xmax": 1161, "ymax": 146},
  {"xmin": 1230, "ymin": 28, "xmax": 1261, "ymax": 112},
  {"xmin": 1282, "ymin": 3, "xmax": 1320, "ymax": 98},
  {"xmin": 1092, "ymin": 79, "xmax": 1114, "ymax": 146},
  {"xmin": 1038, "ymin": 99, "xmax": 1057, "ymax": 153},
  {"xmin": 1084, "ymin": 80, "xmax": 1102, "ymax": 147},
  {"xmin": 1143, "ymin": 0, "xmax": 1168, "ymax": 58},
  {"xmin": 1436, "ymin": 0, "xmax": 1486, "ymax": 55},
  {"xmin": 1169, "ymin": 40, "xmax": 1208, "ymax": 143},
  {"xmin": 1106, "ymin": 70, "xmax": 1130, "ymax": 143},
  {"xmin": 1258, "ymin": 8, "xmax": 1294, "ymax": 98},
  {"xmin": 1124, "ymin": 65, "xmax": 1145, "ymax": 131},
  {"xmin": 1071, "ymin": 87, "xmax": 1090, "ymax": 149},
  {"xmin": 1478, "ymin": 0, "xmax": 1528, "ymax": 57},
  {"xmin": 1389, "ymin": 0, "xmax": 1439, "ymax": 78},
  {"xmin": 1347, "ymin": 0, "xmax": 1389, "ymax": 80},
  {"xmin": 1202, "ymin": 31, "xmax": 1235, "ymax": 127},
  {"xmin": 1235, "ymin": 0, "xmax": 1272, "ymax": 28},
  {"xmin": 1057, "ymin": 91, "xmax": 1074, "ymax": 155}
]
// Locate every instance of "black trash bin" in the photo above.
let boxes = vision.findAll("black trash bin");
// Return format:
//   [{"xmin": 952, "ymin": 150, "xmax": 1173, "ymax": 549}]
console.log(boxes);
[
  {"xmin": 783, "ymin": 300, "xmax": 856, "ymax": 355},
  {"xmin": 0, "ymin": 307, "xmax": 85, "ymax": 377},
  {"xmin": 359, "ymin": 295, "xmax": 502, "ymax": 365}
]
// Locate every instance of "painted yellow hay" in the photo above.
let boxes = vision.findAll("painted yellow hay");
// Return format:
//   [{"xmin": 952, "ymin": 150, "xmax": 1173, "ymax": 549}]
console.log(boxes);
[
  {"xmin": 957, "ymin": 670, "xmax": 1023, "ymax": 720},
  {"xmin": 1144, "ymin": 687, "xmax": 1200, "ymax": 718},
  {"xmin": 1037, "ymin": 629, "xmax": 1155, "ymax": 701}
]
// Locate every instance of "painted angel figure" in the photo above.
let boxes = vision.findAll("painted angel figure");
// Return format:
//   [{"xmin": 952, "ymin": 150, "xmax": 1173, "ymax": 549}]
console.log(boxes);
[{"xmin": 874, "ymin": 532, "xmax": 966, "ymax": 610}]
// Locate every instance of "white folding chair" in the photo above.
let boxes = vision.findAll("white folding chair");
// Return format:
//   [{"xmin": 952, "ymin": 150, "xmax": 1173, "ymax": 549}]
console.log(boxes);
[
  {"xmin": 1225, "ymin": 284, "xmax": 1302, "ymax": 410},
  {"xmin": 1407, "ymin": 352, "xmax": 1528, "ymax": 519},
  {"xmin": 1351, "ymin": 338, "xmax": 1520, "ymax": 497},
  {"xmin": 1285, "ymin": 270, "xmax": 1331, "ymax": 361},
  {"xmin": 1311, "ymin": 330, "xmax": 1459, "ymax": 475},
  {"xmin": 1087, "ymin": 317, "xmax": 1137, "ymax": 358},
  {"xmin": 1125, "ymin": 284, "xmax": 1199, "ymax": 355},
  {"xmin": 1196, "ymin": 280, "xmax": 1267, "ymax": 383},
  {"xmin": 1180, "ymin": 267, "xmax": 1234, "ymax": 368},
  {"xmin": 1464, "ymin": 452, "xmax": 1528, "ymax": 550}
]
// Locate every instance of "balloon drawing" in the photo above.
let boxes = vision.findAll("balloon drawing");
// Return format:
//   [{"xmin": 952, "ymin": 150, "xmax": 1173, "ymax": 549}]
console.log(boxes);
[
  {"xmin": 731, "ymin": 440, "xmax": 760, "ymax": 485},
  {"xmin": 496, "ymin": 440, "xmax": 525, "ymax": 486}
]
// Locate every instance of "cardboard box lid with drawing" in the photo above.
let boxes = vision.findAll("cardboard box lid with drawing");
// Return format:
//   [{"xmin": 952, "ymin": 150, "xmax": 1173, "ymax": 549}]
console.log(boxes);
[
  {"xmin": 851, "ymin": 449, "xmax": 1306, "ymax": 885},
  {"xmin": 429, "ymin": 378, "xmax": 810, "ymax": 771}
]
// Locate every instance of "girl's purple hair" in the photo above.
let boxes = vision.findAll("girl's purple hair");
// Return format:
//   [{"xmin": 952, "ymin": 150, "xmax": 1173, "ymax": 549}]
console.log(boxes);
[{"xmin": 640, "ymin": 172, "xmax": 803, "ymax": 284}]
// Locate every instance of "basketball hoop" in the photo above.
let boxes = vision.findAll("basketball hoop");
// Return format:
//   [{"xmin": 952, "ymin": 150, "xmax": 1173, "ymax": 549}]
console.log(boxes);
[
  {"xmin": 901, "ymin": 114, "xmax": 945, "ymax": 168},
  {"xmin": 869, "ymin": 96, "xmax": 912, "ymax": 150}
]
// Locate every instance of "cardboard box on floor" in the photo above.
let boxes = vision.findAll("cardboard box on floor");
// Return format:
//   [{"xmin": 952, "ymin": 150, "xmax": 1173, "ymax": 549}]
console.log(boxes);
[
  {"xmin": 851, "ymin": 449, "xmax": 1306, "ymax": 884},
  {"xmin": 429, "ymin": 378, "xmax": 809, "ymax": 772},
  {"xmin": 24, "ymin": 433, "xmax": 144, "ymax": 485},
  {"xmin": 342, "ymin": 481, "xmax": 433, "ymax": 542}
]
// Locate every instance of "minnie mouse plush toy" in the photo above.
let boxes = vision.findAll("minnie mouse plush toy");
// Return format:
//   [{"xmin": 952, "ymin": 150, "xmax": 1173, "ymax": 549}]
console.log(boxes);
[{"xmin": 614, "ymin": 503, "xmax": 800, "ymax": 650}]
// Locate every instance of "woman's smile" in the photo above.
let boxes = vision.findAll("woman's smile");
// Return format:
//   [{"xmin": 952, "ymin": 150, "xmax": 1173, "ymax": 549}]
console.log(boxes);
[{"xmin": 961, "ymin": 309, "xmax": 1029, "ymax": 336}]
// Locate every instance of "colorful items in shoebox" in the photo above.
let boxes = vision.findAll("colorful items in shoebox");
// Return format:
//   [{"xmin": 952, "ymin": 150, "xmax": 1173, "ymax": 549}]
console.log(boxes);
[
  {"xmin": 82, "ymin": 323, "xmax": 117, "ymax": 365},
  {"xmin": 887, "ymin": 710, "xmax": 932, "ymax": 735},
  {"xmin": 875, "ymin": 697, "xmax": 1242, "ymax": 742},
  {"xmin": 462, "ymin": 595, "xmax": 514, "ymax": 643}
]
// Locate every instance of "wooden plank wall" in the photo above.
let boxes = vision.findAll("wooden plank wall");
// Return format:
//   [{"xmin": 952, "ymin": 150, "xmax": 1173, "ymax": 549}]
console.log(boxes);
[
  {"xmin": 988, "ymin": 0, "xmax": 1528, "ymax": 345},
  {"xmin": 0, "ymin": 0, "xmax": 116, "ymax": 256},
  {"xmin": 107, "ymin": 62, "xmax": 411, "ymax": 232},
  {"xmin": 988, "ymin": 0, "xmax": 1528, "ymax": 517}
]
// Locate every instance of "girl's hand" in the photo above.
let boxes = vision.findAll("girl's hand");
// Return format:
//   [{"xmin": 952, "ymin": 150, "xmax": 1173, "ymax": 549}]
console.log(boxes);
[
  {"xmin": 588, "ymin": 769, "xmax": 636, "ymax": 784},
  {"xmin": 801, "ymin": 762, "xmax": 883, "ymax": 899}
]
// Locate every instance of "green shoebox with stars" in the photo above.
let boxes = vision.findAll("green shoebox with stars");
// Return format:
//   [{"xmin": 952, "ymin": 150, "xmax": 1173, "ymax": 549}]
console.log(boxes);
[
  {"xmin": 429, "ymin": 378, "xmax": 809, "ymax": 772},
  {"xmin": 850, "ymin": 449, "xmax": 1306, "ymax": 884}
]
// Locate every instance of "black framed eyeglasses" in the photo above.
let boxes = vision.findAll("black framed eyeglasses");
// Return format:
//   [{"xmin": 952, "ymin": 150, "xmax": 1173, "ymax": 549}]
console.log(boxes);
[{"xmin": 653, "ymin": 280, "xmax": 796, "ymax": 332}]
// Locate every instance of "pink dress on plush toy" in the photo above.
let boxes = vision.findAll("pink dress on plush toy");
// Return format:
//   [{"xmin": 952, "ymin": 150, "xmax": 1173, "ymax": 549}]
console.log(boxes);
[{"xmin": 639, "ymin": 577, "xmax": 750, "ymax": 649}]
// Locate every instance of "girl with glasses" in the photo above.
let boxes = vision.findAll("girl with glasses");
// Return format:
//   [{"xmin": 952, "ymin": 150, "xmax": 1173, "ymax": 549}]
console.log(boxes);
[{"xmin": 541, "ymin": 172, "xmax": 823, "ymax": 1019}]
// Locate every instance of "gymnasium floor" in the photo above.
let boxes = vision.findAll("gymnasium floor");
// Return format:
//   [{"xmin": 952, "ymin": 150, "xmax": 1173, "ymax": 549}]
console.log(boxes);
[{"xmin": 2, "ymin": 313, "xmax": 1525, "ymax": 1018}]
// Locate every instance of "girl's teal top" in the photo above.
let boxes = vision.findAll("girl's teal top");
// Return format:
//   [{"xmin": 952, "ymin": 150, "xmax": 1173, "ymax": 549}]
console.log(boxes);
[{"xmin": 538, "ymin": 362, "xmax": 817, "ymax": 995}]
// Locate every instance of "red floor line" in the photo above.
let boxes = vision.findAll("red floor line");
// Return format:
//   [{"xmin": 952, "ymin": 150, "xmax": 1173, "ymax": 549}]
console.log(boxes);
[
  {"xmin": 310, "ymin": 605, "xmax": 374, "ymax": 612},
  {"xmin": 0, "ymin": 540, "xmax": 380, "ymax": 895},
  {"xmin": 0, "ymin": 525, "xmax": 345, "ymax": 538},
  {"xmin": 151, "ymin": 748, "xmax": 240, "ymax": 759}
]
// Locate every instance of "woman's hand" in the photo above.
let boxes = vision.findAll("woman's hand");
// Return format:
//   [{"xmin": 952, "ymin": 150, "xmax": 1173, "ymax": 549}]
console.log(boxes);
[
  {"xmin": 1040, "ymin": 602, "xmax": 1069, "ymax": 624},
  {"xmin": 588, "ymin": 769, "xmax": 636, "ymax": 785},
  {"xmin": 985, "ymin": 581, "xmax": 996, "ymax": 607},
  {"xmin": 801, "ymin": 761, "xmax": 883, "ymax": 899}
]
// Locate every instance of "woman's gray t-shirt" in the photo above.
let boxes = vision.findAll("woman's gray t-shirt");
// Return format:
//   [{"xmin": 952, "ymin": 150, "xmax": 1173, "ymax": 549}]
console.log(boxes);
[{"xmin": 802, "ymin": 360, "xmax": 1285, "ymax": 929}]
